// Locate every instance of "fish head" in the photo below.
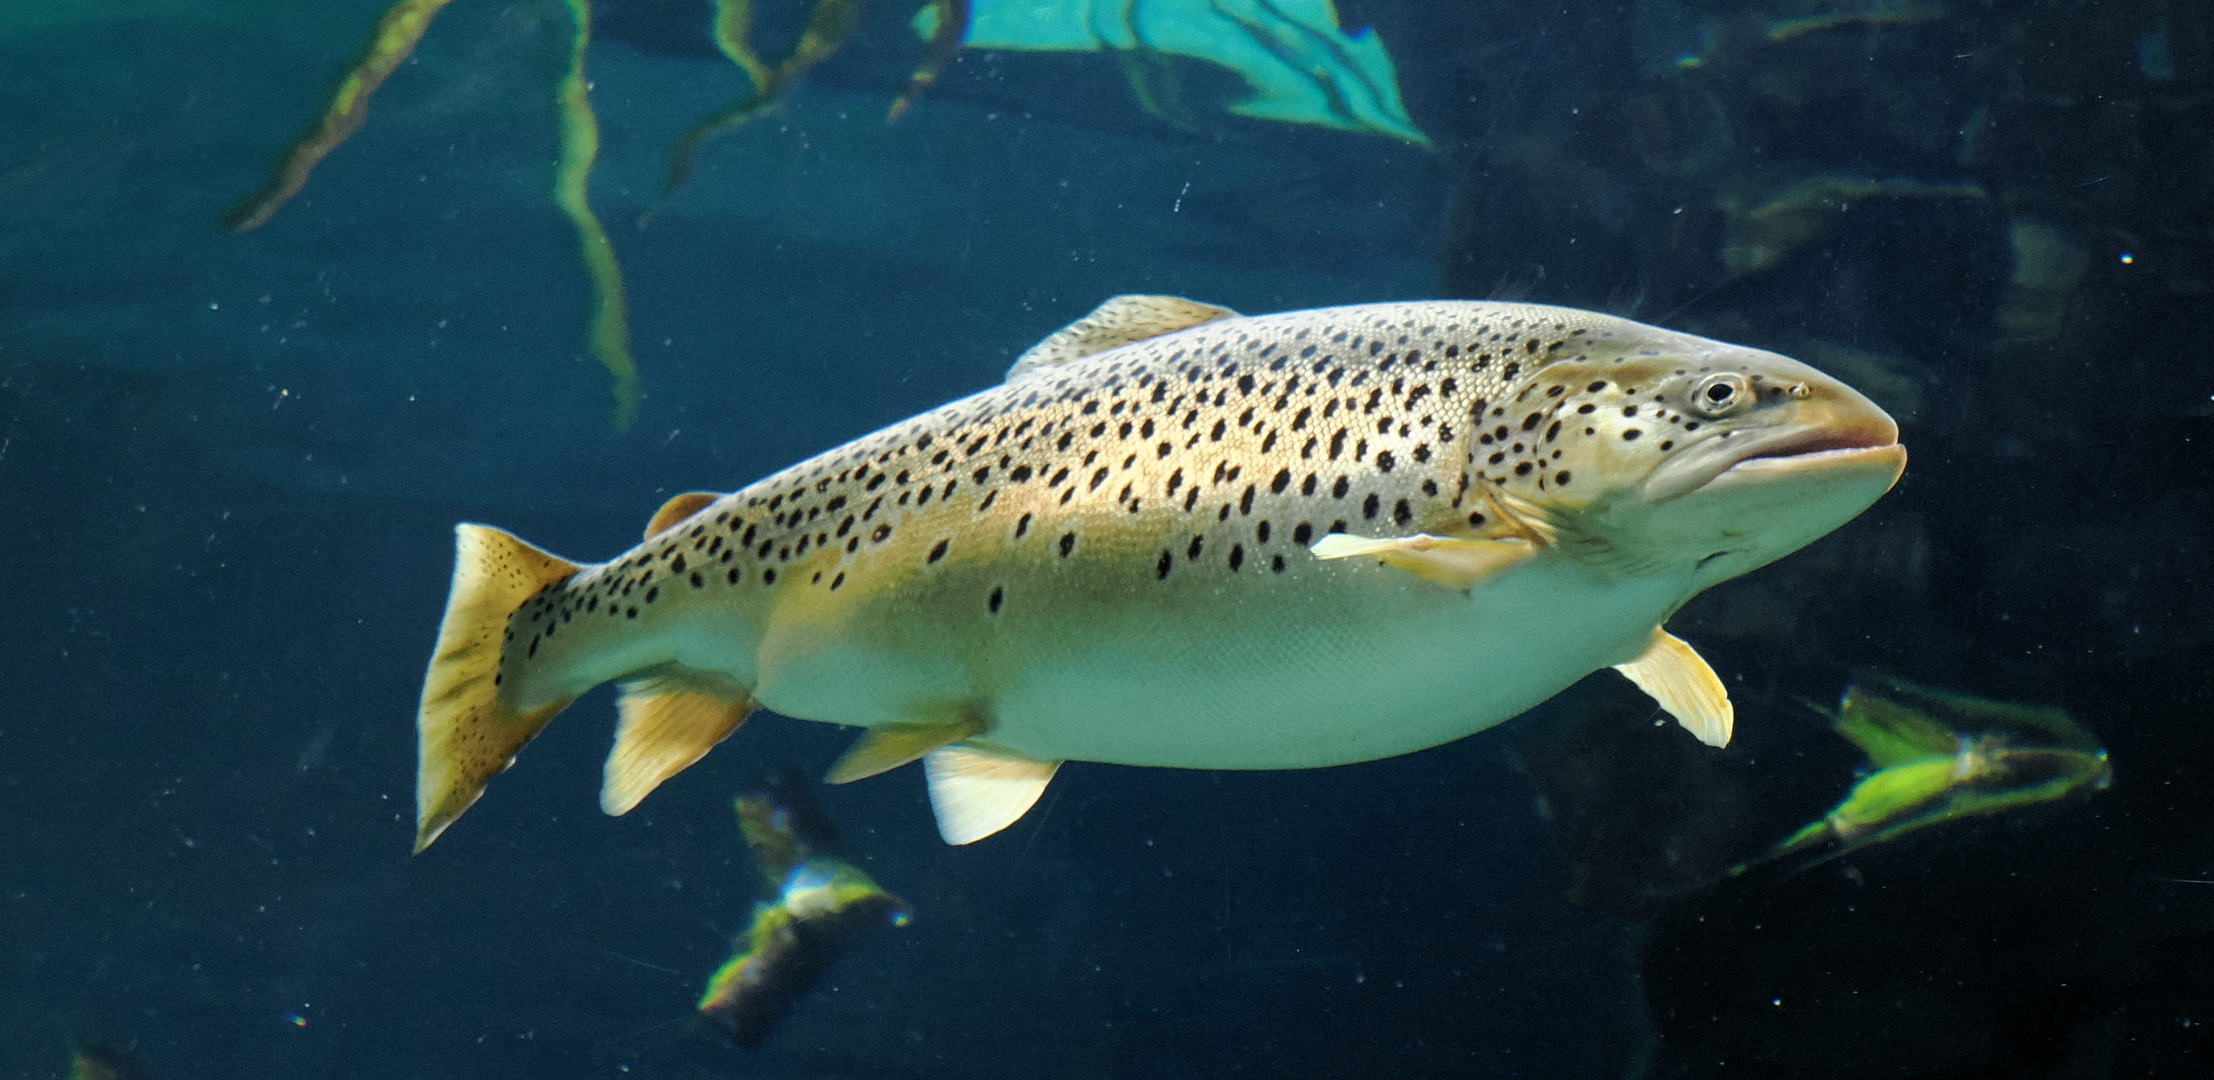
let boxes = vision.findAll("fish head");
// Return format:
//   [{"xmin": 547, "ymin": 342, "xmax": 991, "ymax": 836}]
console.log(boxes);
[{"xmin": 1479, "ymin": 327, "xmax": 1904, "ymax": 587}]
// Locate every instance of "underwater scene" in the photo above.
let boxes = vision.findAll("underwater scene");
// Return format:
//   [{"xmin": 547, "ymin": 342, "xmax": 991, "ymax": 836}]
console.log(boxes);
[{"xmin": 2, "ymin": 0, "xmax": 2210, "ymax": 1076}]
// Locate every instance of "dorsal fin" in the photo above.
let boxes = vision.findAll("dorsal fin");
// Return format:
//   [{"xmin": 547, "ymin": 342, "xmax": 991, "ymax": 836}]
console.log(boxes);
[
  {"xmin": 1006, "ymin": 295, "xmax": 1239, "ymax": 382},
  {"xmin": 644, "ymin": 491, "xmax": 721, "ymax": 540}
]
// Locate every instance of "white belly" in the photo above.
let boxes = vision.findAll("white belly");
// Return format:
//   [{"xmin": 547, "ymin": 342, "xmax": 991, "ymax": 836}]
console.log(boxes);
[{"xmin": 747, "ymin": 556, "xmax": 1694, "ymax": 771}]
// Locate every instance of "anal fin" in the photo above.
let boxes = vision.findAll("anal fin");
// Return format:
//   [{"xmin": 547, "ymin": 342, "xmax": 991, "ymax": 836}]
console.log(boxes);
[
  {"xmin": 1310, "ymin": 533, "xmax": 1535, "ymax": 590},
  {"xmin": 923, "ymin": 745, "xmax": 1061, "ymax": 845},
  {"xmin": 602, "ymin": 670, "xmax": 755, "ymax": 815},
  {"xmin": 825, "ymin": 712, "xmax": 988, "ymax": 785},
  {"xmin": 1612, "ymin": 627, "xmax": 1734, "ymax": 747}
]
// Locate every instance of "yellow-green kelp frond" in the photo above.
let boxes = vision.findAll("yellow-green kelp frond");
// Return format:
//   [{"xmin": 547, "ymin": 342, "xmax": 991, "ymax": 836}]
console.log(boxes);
[
  {"xmin": 888, "ymin": 0, "xmax": 970, "ymax": 121},
  {"xmin": 708, "ymin": 0, "xmax": 779, "ymax": 98},
  {"xmin": 554, "ymin": 0, "xmax": 641, "ymax": 431},
  {"xmin": 661, "ymin": 0, "xmax": 867, "ymax": 198},
  {"xmin": 1748, "ymin": 678, "xmax": 2111, "ymax": 873},
  {"xmin": 224, "ymin": 0, "xmax": 460, "ymax": 230}
]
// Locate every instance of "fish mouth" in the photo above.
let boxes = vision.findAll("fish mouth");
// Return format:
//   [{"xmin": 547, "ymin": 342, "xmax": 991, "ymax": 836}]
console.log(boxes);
[{"xmin": 1642, "ymin": 412, "xmax": 1903, "ymax": 502}]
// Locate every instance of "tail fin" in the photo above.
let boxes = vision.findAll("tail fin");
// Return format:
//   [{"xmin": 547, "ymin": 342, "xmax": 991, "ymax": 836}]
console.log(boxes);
[{"xmin": 414, "ymin": 524, "xmax": 583, "ymax": 852}]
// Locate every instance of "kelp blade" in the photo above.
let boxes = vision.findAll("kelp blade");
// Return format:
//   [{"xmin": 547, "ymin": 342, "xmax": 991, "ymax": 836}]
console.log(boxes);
[
  {"xmin": 554, "ymin": 0, "xmax": 641, "ymax": 430},
  {"xmin": 225, "ymin": 0, "xmax": 460, "ymax": 230}
]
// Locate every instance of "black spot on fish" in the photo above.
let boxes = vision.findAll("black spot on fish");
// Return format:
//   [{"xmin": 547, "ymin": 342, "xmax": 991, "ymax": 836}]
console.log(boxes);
[
  {"xmin": 1157, "ymin": 550, "xmax": 1174, "ymax": 579},
  {"xmin": 1293, "ymin": 522, "xmax": 1314, "ymax": 544},
  {"xmin": 1228, "ymin": 544, "xmax": 1245, "ymax": 571},
  {"xmin": 928, "ymin": 539, "xmax": 949, "ymax": 563},
  {"xmin": 1060, "ymin": 532, "xmax": 1077, "ymax": 557}
]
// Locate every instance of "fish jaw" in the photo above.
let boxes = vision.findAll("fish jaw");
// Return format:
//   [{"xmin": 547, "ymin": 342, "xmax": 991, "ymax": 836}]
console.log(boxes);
[
  {"xmin": 1647, "ymin": 440, "xmax": 1906, "ymax": 591},
  {"xmin": 1651, "ymin": 363, "xmax": 1904, "ymax": 589}
]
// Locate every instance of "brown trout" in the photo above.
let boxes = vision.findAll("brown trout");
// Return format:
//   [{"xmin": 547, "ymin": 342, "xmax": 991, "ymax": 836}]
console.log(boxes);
[{"xmin": 414, "ymin": 297, "xmax": 1904, "ymax": 849}]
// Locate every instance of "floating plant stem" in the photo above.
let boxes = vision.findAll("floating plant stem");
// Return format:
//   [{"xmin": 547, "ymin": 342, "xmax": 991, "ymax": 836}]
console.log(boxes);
[
  {"xmin": 888, "ymin": 0, "xmax": 968, "ymax": 121},
  {"xmin": 225, "ymin": 0, "xmax": 459, "ymax": 230},
  {"xmin": 554, "ymin": 0, "xmax": 641, "ymax": 431}
]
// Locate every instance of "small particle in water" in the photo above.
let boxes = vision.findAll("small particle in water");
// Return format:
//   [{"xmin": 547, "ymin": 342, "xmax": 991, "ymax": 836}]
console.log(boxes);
[
  {"xmin": 283, "ymin": 1011, "xmax": 307, "ymax": 1027},
  {"xmin": 2119, "ymin": 252, "xmax": 2135, "ymax": 264}
]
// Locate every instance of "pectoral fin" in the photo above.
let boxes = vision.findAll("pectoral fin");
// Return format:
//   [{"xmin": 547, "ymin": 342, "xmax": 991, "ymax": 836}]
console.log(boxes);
[
  {"xmin": 1612, "ymin": 627, "xmax": 1734, "ymax": 747},
  {"xmin": 602, "ymin": 671, "xmax": 755, "ymax": 814},
  {"xmin": 1309, "ymin": 533, "xmax": 1535, "ymax": 590},
  {"xmin": 825, "ymin": 712, "xmax": 989, "ymax": 784},
  {"xmin": 923, "ymin": 745, "xmax": 1061, "ymax": 844}
]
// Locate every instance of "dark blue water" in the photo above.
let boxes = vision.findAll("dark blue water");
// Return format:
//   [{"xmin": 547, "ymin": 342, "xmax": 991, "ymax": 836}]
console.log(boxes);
[{"xmin": 3, "ymin": 1, "xmax": 2210, "ymax": 1077}]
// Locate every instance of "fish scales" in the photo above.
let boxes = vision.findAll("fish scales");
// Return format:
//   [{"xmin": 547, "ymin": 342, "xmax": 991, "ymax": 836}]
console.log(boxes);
[
  {"xmin": 419, "ymin": 297, "xmax": 1906, "ymax": 849},
  {"xmin": 512, "ymin": 305, "xmax": 1580, "ymax": 742}
]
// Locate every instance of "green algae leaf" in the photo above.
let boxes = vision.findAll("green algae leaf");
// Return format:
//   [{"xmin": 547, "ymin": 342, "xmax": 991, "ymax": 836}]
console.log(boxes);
[
  {"xmin": 1834, "ymin": 682, "xmax": 1960, "ymax": 768},
  {"xmin": 938, "ymin": 0, "xmax": 1430, "ymax": 144},
  {"xmin": 1748, "ymin": 680, "xmax": 2111, "ymax": 873}
]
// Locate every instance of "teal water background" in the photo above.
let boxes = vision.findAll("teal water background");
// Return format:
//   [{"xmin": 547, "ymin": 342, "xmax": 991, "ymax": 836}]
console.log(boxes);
[{"xmin": 3, "ymin": 1, "xmax": 2209, "ymax": 1076}]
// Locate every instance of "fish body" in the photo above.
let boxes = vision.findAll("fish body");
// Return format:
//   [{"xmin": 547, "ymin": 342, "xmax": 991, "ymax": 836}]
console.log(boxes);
[{"xmin": 416, "ymin": 297, "xmax": 1904, "ymax": 849}]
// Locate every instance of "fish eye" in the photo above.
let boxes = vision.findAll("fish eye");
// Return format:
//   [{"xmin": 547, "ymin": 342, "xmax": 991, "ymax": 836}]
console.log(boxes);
[{"xmin": 1689, "ymin": 373, "xmax": 1753, "ymax": 419}]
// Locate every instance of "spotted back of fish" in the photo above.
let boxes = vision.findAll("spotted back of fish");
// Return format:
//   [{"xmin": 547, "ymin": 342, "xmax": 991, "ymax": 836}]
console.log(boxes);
[{"xmin": 596, "ymin": 303, "xmax": 1665, "ymax": 626}]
